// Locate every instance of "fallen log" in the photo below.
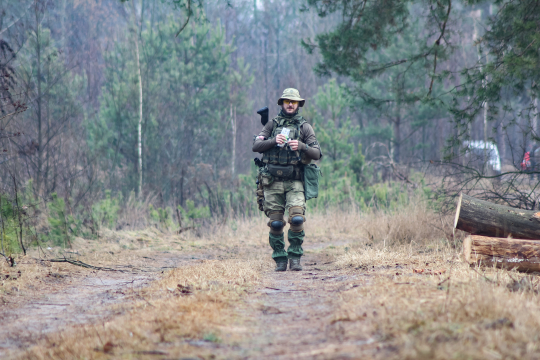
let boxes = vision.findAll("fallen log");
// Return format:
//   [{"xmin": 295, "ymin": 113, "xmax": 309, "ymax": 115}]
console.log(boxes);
[
  {"xmin": 454, "ymin": 193, "xmax": 540, "ymax": 240},
  {"xmin": 463, "ymin": 235, "xmax": 540, "ymax": 272}
]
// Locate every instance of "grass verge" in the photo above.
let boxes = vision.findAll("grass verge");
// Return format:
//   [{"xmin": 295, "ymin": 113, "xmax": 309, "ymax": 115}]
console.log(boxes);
[
  {"xmin": 333, "ymin": 245, "xmax": 540, "ymax": 359},
  {"xmin": 19, "ymin": 257, "xmax": 268, "ymax": 359}
]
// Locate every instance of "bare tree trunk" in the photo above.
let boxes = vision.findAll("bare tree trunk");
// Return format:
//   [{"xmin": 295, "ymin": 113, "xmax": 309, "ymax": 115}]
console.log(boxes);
[
  {"xmin": 497, "ymin": 119, "xmax": 505, "ymax": 166},
  {"xmin": 230, "ymin": 104, "xmax": 236, "ymax": 178},
  {"xmin": 0, "ymin": 195, "xmax": 4, "ymax": 255},
  {"xmin": 35, "ymin": 8, "xmax": 43, "ymax": 198},
  {"xmin": 61, "ymin": 0, "xmax": 67, "ymax": 55},
  {"xmin": 12, "ymin": 176, "xmax": 26, "ymax": 255},
  {"xmin": 393, "ymin": 115, "xmax": 400, "ymax": 164},
  {"xmin": 46, "ymin": 57, "xmax": 50, "ymax": 194},
  {"xmin": 482, "ymin": 47, "xmax": 489, "ymax": 172},
  {"xmin": 264, "ymin": 37, "xmax": 268, "ymax": 107},
  {"xmin": 131, "ymin": 0, "xmax": 144, "ymax": 197},
  {"xmin": 534, "ymin": 97, "xmax": 538, "ymax": 136},
  {"xmin": 481, "ymin": 7, "xmax": 492, "ymax": 172},
  {"xmin": 393, "ymin": 76, "xmax": 402, "ymax": 164},
  {"xmin": 275, "ymin": 22, "xmax": 280, "ymax": 92}
]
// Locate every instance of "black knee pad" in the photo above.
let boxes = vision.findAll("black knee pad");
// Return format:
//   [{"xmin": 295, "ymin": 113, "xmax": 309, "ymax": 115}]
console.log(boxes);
[
  {"xmin": 288, "ymin": 206, "xmax": 305, "ymax": 232},
  {"xmin": 267, "ymin": 212, "xmax": 285, "ymax": 235},
  {"xmin": 270, "ymin": 220, "xmax": 285, "ymax": 231}
]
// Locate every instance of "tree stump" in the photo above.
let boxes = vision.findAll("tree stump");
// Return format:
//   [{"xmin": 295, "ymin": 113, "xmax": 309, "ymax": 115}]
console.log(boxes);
[
  {"xmin": 454, "ymin": 193, "xmax": 540, "ymax": 240},
  {"xmin": 463, "ymin": 235, "xmax": 540, "ymax": 272}
]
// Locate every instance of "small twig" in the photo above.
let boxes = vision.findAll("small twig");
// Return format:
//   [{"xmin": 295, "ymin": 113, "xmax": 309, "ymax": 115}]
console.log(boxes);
[
  {"xmin": 176, "ymin": 207, "xmax": 182, "ymax": 233},
  {"xmin": 470, "ymin": 266, "xmax": 495, "ymax": 283},
  {"xmin": 427, "ymin": 0, "xmax": 452, "ymax": 96},
  {"xmin": 136, "ymin": 292, "xmax": 155, "ymax": 307},
  {"xmin": 175, "ymin": 0, "xmax": 191, "ymax": 37},
  {"xmin": 32, "ymin": 303, "xmax": 71, "ymax": 306},
  {"xmin": 0, "ymin": 107, "xmax": 27, "ymax": 122},
  {"xmin": 442, "ymin": 259, "xmax": 456, "ymax": 313},
  {"xmin": 136, "ymin": 351, "xmax": 169, "ymax": 356},
  {"xmin": 514, "ymin": 39, "xmax": 537, "ymax": 58},
  {"xmin": 178, "ymin": 226, "xmax": 195, "ymax": 234},
  {"xmin": 437, "ymin": 276, "xmax": 451, "ymax": 286},
  {"xmin": 0, "ymin": 251, "xmax": 10, "ymax": 265},
  {"xmin": 48, "ymin": 257, "xmax": 125, "ymax": 272}
]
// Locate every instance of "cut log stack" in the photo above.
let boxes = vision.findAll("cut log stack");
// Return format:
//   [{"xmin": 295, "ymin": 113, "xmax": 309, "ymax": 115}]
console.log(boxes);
[{"xmin": 455, "ymin": 193, "xmax": 540, "ymax": 273}]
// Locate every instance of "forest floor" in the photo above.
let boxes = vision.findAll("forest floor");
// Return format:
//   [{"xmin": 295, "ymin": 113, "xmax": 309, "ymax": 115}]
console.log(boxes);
[{"xmin": 2, "ymin": 213, "xmax": 540, "ymax": 359}]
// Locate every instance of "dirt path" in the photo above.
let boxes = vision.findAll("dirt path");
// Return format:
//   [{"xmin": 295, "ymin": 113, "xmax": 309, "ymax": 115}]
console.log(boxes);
[
  {"xmin": 162, "ymin": 243, "xmax": 384, "ymax": 360},
  {"xmin": 0, "ymin": 251, "xmax": 214, "ymax": 358},
  {"xmin": 231, "ymin": 255, "xmax": 378, "ymax": 359},
  {"xmin": 2, "ymin": 237, "xmax": 385, "ymax": 359}
]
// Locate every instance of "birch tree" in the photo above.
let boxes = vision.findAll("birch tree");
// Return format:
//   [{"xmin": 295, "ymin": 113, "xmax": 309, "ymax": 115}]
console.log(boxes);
[{"xmin": 129, "ymin": 0, "xmax": 144, "ymax": 196}]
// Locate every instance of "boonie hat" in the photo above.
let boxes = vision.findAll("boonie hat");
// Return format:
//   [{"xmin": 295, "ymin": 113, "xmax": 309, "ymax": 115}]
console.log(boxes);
[{"xmin": 277, "ymin": 88, "xmax": 305, "ymax": 107}]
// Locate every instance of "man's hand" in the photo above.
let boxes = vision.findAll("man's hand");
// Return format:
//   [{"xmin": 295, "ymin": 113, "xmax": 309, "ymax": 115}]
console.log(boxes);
[
  {"xmin": 276, "ymin": 134, "xmax": 287, "ymax": 145},
  {"xmin": 288, "ymin": 140, "xmax": 299, "ymax": 151}
]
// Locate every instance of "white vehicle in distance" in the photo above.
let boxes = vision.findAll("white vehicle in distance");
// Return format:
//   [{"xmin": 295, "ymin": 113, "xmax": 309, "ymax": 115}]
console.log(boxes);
[{"xmin": 462, "ymin": 141, "xmax": 502, "ymax": 176}]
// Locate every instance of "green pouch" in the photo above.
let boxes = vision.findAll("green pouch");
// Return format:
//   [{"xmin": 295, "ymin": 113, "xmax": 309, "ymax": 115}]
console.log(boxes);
[
  {"xmin": 303, "ymin": 164, "xmax": 321, "ymax": 200},
  {"xmin": 259, "ymin": 167, "xmax": 274, "ymax": 186}
]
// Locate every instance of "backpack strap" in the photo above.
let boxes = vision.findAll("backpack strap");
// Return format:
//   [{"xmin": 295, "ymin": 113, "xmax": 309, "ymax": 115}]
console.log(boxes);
[
  {"xmin": 269, "ymin": 117, "xmax": 281, "ymax": 138},
  {"xmin": 296, "ymin": 118, "xmax": 306, "ymax": 141}
]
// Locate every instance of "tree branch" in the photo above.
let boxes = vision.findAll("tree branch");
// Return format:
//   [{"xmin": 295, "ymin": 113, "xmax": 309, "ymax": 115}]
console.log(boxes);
[
  {"xmin": 428, "ymin": 0, "xmax": 452, "ymax": 97},
  {"xmin": 175, "ymin": 0, "xmax": 191, "ymax": 37}
]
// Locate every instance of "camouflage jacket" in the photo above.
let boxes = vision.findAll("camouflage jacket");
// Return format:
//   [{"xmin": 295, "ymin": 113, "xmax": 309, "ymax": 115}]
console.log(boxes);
[{"xmin": 252, "ymin": 111, "xmax": 322, "ymax": 164}]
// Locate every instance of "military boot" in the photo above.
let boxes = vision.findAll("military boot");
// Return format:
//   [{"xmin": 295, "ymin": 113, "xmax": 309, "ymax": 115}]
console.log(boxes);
[
  {"xmin": 275, "ymin": 259, "xmax": 288, "ymax": 272},
  {"xmin": 289, "ymin": 258, "xmax": 302, "ymax": 271}
]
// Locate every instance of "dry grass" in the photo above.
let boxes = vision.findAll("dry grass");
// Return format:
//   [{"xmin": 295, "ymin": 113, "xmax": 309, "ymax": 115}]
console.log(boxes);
[
  {"xmin": 19, "ymin": 258, "xmax": 268, "ymax": 359},
  {"xmin": 7, "ymin": 202, "xmax": 540, "ymax": 359},
  {"xmin": 309, "ymin": 200, "xmax": 455, "ymax": 247},
  {"xmin": 333, "ymin": 245, "xmax": 540, "ymax": 359},
  {"xmin": 2, "ymin": 214, "xmax": 273, "ymax": 359}
]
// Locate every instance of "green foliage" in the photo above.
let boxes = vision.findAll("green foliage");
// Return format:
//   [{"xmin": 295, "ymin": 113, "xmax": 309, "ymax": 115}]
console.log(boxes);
[
  {"xmin": 149, "ymin": 205, "xmax": 176, "ymax": 228},
  {"xmin": 202, "ymin": 333, "xmax": 220, "ymax": 343},
  {"xmin": 92, "ymin": 190, "xmax": 120, "ymax": 230},
  {"xmin": 88, "ymin": 13, "xmax": 249, "ymax": 202},
  {"xmin": 350, "ymin": 145, "xmax": 365, "ymax": 183},
  {"xmin": 178, "ymin": 200, "xmax": 210, "ymax": 220},
  {"xmin": 47, "ymin": 193, "xmax": 80, "ymax": 247},
  {"xmin": 450, "ymin": 0, "xmax": 540, "ymax": 146},
  {"xmin": 18, "ymin": 24, "xmax": 86, "ymax": 197},
  {"xmin": 305, "ymin": 1, "xmax": 452, "ymax": 163},
  {"xmin": 0, "ymin": 195, "xmax": 22, "ymax": 255},
  {"xmin": 304, "ymin": 79, "xmax": 433, "ymax": 212},
  {"xmin": 309, "ymin": 79, "xmax": 359, "ymax": 162}
]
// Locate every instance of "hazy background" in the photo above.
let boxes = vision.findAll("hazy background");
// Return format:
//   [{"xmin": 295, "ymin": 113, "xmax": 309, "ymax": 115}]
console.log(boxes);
[{"xmin": 0, "ymin": 0, "xmax": 538, "ymax": 249}]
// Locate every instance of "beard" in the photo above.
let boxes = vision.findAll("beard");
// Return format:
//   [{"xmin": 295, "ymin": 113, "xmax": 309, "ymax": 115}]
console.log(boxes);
[{"xmin": 283, "ymin": 105, "xmax": 298, "ymax": 114}]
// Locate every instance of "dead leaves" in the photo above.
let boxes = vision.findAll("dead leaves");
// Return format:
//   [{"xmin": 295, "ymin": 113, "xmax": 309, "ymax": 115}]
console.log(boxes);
[
  {"xmin": 413, "ymin": 268, "xmax": 446, "ymax": 275},
  {"xmin": 166, "ymin": 283, "xmax": 193, "ymax": 295},
  {"xmin": 103, "ymin": 341, "xmax": 115, "ymax": 353}
]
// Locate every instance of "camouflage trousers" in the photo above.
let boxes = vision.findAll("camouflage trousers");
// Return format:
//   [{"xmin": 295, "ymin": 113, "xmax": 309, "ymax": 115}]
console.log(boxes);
[{"xmin": 263, "ymin": 180, "xmax": 306, "ymax": 261}]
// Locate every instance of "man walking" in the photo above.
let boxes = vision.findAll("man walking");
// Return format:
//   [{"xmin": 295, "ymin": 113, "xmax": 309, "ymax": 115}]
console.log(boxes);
[{"xmin": 252, "ymin": 88, "xmax": 322, "ymax": 271}]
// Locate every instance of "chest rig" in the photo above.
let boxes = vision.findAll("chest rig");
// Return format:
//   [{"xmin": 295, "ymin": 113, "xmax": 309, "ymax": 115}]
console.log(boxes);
[
  {"xmin": 261, "ymin": 116, "xmax": 306, "ymax": 181},
  {"xmin": 262, "ymin": 116, "xmax": 305, "ymax": 166}
]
